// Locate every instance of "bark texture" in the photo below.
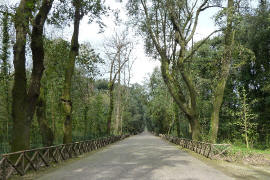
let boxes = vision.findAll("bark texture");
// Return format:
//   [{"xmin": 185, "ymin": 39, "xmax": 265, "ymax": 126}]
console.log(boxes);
[
  {"xmin": 243, "ymin": 95, "xmax": 249, "ymax": 148},
  {"xmin": 11, "ymin": 0, "xmax": 53, "ymax": 152},
  {"xmin": 36, "ymin": 87, "xmax": 54, "ymax": 146},
  {"xmin": 62, "ymin": 1, "xmax": 81, "ymax": 144},
  {"xmin": 139, "ymin": 0, "xmax": 213, "ymax": 140},
  {"xmin": 0, "ymin": 8, "xmax": 11, "ymax": 141},
  {"xmin": 107, "ymin": 83, "xmax": 114, "ymax": 135},
  {"xmin": 106, "ymin": 45, "xmax": 129, "ymax": 135},
  {"xmin": 209, "ymin": 0, "xmax": 234, "ymax": 143},
  {"xmin": 174, "ymin": 103, "xmax": 181, "ymax": 137},
  {"xmin": 114, "ymin": 54, "xmax": 122, "ymax": 135}
]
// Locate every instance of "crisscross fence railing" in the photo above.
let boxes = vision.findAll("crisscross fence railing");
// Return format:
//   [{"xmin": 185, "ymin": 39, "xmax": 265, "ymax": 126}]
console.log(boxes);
[
  {"xmin": 0, "ymin": 134, "xmax": 129, "ymax": 180},
  {"xmin": 158, "ymin": 134, "xmax": 231, "ymax": 159}
]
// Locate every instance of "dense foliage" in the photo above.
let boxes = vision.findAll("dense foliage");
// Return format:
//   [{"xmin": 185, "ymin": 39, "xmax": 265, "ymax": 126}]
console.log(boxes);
[
  {"xmin": 0, "ymin": 0, "xmax": 269, "ymax": 154},
  {"xmin": 145, "ymin": 1, "xmax": 270, "ymax": 149}
]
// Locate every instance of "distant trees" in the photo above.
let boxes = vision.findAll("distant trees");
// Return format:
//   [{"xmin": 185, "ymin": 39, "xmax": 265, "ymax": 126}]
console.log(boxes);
[
  {"xmin": 146, "ymin": 68, "xmax": 189, "ymax": 137},
  {"xmin": 122, "ymin": 84, "xmax": 146, "ymax": 134},
  {"xmin": 146, "ymin": 68, "xmax": 173, "ymax": 134},
  {"xmin": 104, "ymin": 31, "xmax": 133, "ymax": 135},
  {"xmin": 0, "ymin": 0, "xmax": 146, "ymax": 154},
  {"xmin": 0, "ymin": 0, "xmax": 269, "ymax": 154},
  {"xmin": 236, "ymin": 0, "xmax": 270, "ymax": 147}
]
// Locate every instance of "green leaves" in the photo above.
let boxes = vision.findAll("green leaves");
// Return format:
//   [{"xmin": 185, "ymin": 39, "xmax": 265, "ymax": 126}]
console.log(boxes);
[
  {"xmin": 76, "ymin": 42, "xmax": 104, "ymax": 79},
  {"xmin": 48, "ymin": 0, "xmax": 107, "ymax": 28},
  {"xmin": 26, "ymin": 1, "xmax": 35, "ymax": 9}
]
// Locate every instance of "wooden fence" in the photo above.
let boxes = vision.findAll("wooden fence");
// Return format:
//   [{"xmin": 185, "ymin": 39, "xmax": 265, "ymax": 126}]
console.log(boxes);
[
  {"xmin": 158, "ymin": 134, "xmax": 231, "ymax": 159},
  {"xmin": 0, "ymin": 135, "xmax": 129, "ymax": 180}
]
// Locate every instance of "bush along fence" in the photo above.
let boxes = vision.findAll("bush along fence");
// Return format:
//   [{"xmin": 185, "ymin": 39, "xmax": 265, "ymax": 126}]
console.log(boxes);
[
  {"xmin": 0, "ymin": 134, "xmax": 130, "ymax": 180},
  {"xmin": 157, "ymin": 134, "xmax": 231, "ymax": 159}
]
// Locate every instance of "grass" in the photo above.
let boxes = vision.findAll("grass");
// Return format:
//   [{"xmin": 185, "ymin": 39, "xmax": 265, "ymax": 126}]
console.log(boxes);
[
  {"xmin": 175, "ymin": 142, "xmax": 270, "ymax": 179},
  {"xmin": 230, "ymin": 145, "xmax": 270, "ymax": 156}
]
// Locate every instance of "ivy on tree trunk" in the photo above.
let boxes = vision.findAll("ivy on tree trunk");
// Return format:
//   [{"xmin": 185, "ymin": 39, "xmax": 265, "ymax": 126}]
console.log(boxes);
[
  {"xmin": 209, "ymin": 0, "xmax": 234, "ymax": 143},
  {"xmin": 62, "ymin": 0, "xmax": 81, "ymax": 144},
  {"xmin": 11, "ymin": 0, "xmax": 54, "ymax": 152}
]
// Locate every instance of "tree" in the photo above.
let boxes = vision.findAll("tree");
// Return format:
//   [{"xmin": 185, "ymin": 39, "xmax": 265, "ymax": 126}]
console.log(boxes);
[
  {"xmin": 0, "ymin": 6, "xmax": 11, "ymax": 153},
  {"xmin": 36, "ymin": 86, "xmax": 54, "ymax": 146},
  {"xmin": 174, "ymin": 102, "xmax": 181, "ymax": 137},
  {"xmin": 104, "ymin": 31, "xmax": 133, "ymax": 135},
  {"xmin": 127, "ymin": 0, "xmax": 219, "ymax": 140},
  {"xmin": 236, "ymin": 1, "xmax": 270, "ymax": 146},
  {"xmin": 119, "ymin": 58, "xmax": 134, "ymax": 134},
  {"xmin": 72, "ymin": 42, "xmax": 103, "ymax": 140},
  {"xmin": 37, "ymin": 38, "xmax": 70, "ymax": 146},
  {"xmin": 122, "ymin": 84, "xmax": 146, "ymax": 134},
  {"xmin": 61, "ymin": 0, "xmax": 83, "ymax": 144},
  {"xmin": 11, "ymin": 0, "xmax": 54, "ymax": 152},
  {"xmin": 235, "ymin": 88, "xmax": 258, "ymax": 148},
  {"xmin": 146, "ymin": 68, "xmax": 174, "ymax": 134},
  {"xmin": 209, "ymin": 0, "xmax": 235, "ymax": 143},
  {"xmin": 60, "ymin": 0, "xmax": 106, "ymax": 143}
]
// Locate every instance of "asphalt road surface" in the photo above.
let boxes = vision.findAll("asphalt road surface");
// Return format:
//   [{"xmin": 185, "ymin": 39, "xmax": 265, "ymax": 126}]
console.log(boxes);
[{"xmin": 37, "ymin": 132, "xmax": 233, "ymax": 180}]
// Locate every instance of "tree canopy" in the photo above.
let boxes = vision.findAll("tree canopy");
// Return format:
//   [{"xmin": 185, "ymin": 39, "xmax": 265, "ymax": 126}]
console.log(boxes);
[{"xmin": 0, "ymin": 0, "xmax": 269, "ymax": 155}]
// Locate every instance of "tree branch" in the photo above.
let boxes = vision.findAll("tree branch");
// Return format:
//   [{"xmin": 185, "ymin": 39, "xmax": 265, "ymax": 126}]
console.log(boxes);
[
  {"xmin": 141, "ymin": 0, "xmax": 165, "ymax": 58},
  {"xmin": 184, "ymin": 29, "xmax": 221, "ymax": 61},
  {"xmin": 186, "ymin": 0, "xmax": 208, "ymax": 43},
  {"xmin": 0, "ymin": 10, "xmax": 14, "ymax": 17}
]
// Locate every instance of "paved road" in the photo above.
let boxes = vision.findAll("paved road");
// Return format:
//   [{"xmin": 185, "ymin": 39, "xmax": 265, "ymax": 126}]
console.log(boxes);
[{"xmin": 37, "ymin": 132, "xmax": 233, "ymax": 180}]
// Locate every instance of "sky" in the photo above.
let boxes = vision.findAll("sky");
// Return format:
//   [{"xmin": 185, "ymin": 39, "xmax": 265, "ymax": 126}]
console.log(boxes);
[
  {"xmin": 2, "ymin": 0, "xmax": 219, "ymax": 85},
  {"xmin": 78, "ymin": 1, "xmax": 162, "ymax": 84},
  {"xmin": 78, "ymin": 0, "xmax": 219, "ymax": 84}
]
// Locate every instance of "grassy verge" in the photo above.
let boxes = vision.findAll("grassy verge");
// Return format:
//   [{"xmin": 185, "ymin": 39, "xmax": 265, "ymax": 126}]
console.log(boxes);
[
  {"xmin": 230, "ymin": 145, "xmax": 270, "ymax": 155},
  {"xmin": 225, "ymin": 145, "xmax": 270, "ymax": 166},
  {"xmin": 175, "ymin": 144, "xmax": 270, "ymax": 180}
]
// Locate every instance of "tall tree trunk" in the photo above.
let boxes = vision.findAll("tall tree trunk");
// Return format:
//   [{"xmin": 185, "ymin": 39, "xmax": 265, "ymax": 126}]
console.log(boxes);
[
  {"xmin": 50, "ymin": 83, "xmax": 56, "ymax": 136},
  {"xmin": 105, "ymin": 33, "xmax": 130, "ymax": 135},
  {"xmin": 242, "ymin": 92, "xmax": 249, "ymax": 148},
  {"xmin": 189, "ymin": 115, "xmax": 200, "ymax": 140},
  {"xmin": 83, "ymin": 106, "xmax": 88, "ymax": 140},
  {"xmin": 0, "ymin": 8, "xmax": 11, "ymax": 143},
  {"xmin": 28, "ymin": 0, "xmax": 54, "ymax": 147},
  {"xmin": 114, "ymin": 59, "xmax": 121, "ymax": 135},
  {"xmin": 1, "ymin": 8, "xmax": 10, "ymax": 116},
  {"xmin": 11, "ymin": 0, "xmax": 33, "ymax": 153},
  {"xmin": 120, "ymin": 112, "xmax": 123, "ymax": 134},
  {"xmin": 209, "ymin": 76, "xmax": 230, "ymax": 143},
  {"xmin": 62, "ymin": 1, "xmax": 81, "ymax": 144},
  {"xmin": 11, "ymin": 0, "xmax": 53, "ymax": 152},
  {"xmin": 107, "ymin": 84, "xmax": 114, "ymax": 135},
  {"xmin": 32, "ymin": 0, "xmax": 55, "ymax": 147},
  {"xmin": 36, "ymin": 87, "xmax": 54, "ymax": 147},
  {"xmin": 209, "ymin": 0, "xmax": 234, "ymax": 143},
  {"xmin": 167, "ymin": 118, "xmax": 174, "ymax": 135},
  {"xmin": 160, "ymin": 61, "xmax": 201, "ymax": 140},
  {"xmin": 174, "ymin": 103, "xmax": 181, "ymax": 137}
]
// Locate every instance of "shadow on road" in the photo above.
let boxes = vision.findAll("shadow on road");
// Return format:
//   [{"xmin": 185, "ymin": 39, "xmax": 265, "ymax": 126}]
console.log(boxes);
[{"xmin": 36, "ymin": 132, "xmax": 232, "ymax": 180}]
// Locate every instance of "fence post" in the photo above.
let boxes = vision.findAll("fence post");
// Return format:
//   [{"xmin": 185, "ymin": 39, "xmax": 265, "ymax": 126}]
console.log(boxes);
[
  {"xmin": 207, "ymin": 145, "xmax": 212, "ymax": 158},
  {"xmin": 2, "ymin": 157, "xmax": 7, "ymax": 180},
  {"xmin": 22, "ymin": 152, "xmax": 25, "ymax": 175}
]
